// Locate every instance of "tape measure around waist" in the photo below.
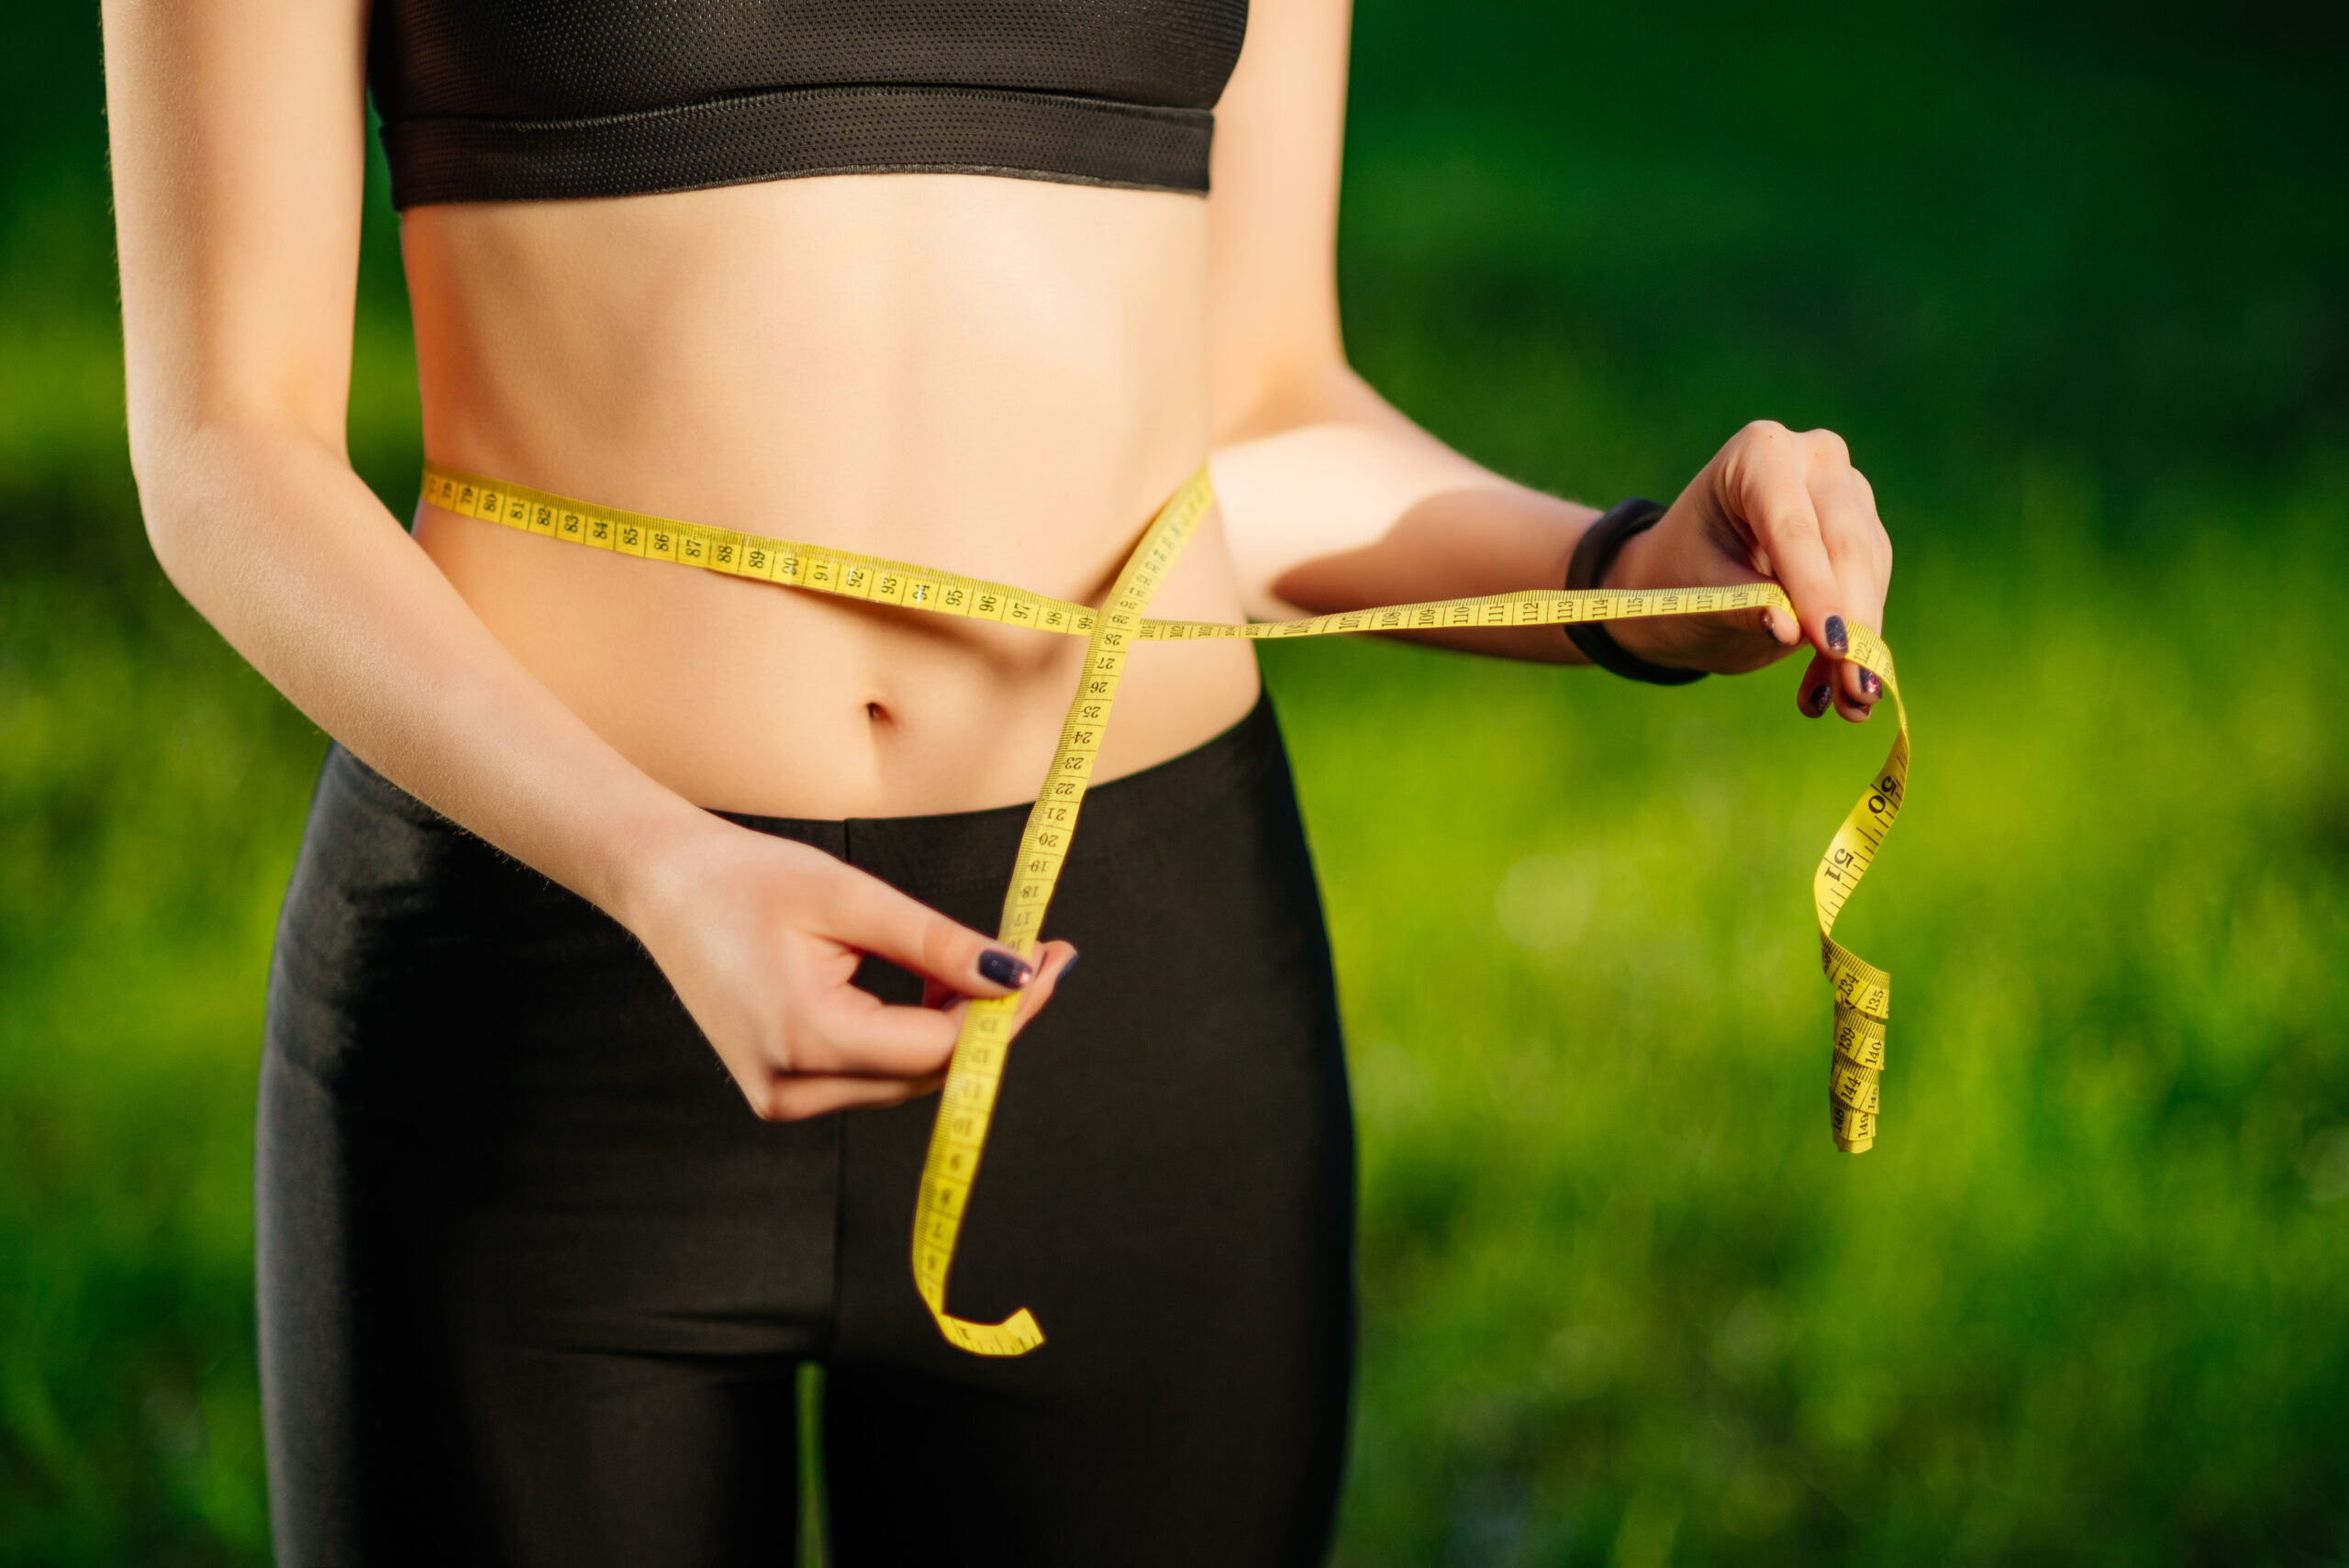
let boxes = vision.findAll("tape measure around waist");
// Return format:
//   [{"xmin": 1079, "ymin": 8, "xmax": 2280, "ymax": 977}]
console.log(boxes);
[{"xmin": 419, "ymin": 461, "xmax": 1910, "ymax": 1357}]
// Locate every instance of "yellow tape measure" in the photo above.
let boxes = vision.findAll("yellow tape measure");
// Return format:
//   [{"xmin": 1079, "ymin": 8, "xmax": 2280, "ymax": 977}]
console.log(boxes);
[{"xmin": 419, "ymin": 460, "xmax": 1910, "ymax": 1356}]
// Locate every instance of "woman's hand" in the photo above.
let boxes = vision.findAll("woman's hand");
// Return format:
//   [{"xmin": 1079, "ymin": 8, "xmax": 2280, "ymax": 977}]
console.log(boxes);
[
  {"xmin": 627, "ymin": 818, "xmax": 1076, "ymax": 1122},
  {"xmin": 1606, "ymin": 420, "xmax": 1894, "ymax": 721}
]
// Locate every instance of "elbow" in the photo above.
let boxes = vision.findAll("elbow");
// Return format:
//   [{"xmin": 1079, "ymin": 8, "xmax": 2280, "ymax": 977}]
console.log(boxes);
[
  {"xmin": 116, "ymin": 330, "xmax": 357, "ymax": 594},
  {"xmin": 123, "ymin": 393, "xmax": 322, "ymax": 587},
  {"xmin": 124, "ymin": 406, "xmax": 220, "ymax": 590},
  {"xmin": 126, "ymin": 405, "xmax": 196, "ymax": 563}
]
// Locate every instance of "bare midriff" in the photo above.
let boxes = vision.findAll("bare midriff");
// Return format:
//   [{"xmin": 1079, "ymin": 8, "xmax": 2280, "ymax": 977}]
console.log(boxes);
[{"xmin": 405, "ymin": 173, "xmax": 1262, "ymax": 820}]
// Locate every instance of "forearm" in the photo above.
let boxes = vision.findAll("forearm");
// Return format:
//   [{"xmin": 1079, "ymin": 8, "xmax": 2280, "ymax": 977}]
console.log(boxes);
[
  {"xmin": 1209, "ymin": 361, "xmax": 1600, "ymax": 662},
  {"xmin": 137, "ymin": 417, "xmax": 719, "ymax": 925}
]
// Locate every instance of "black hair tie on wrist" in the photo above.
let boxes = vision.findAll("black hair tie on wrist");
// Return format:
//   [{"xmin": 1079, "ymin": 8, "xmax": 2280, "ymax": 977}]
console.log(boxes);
[{"xmin": 1564, "ymin": 497, "xmax": 1709, "ymax": 686}]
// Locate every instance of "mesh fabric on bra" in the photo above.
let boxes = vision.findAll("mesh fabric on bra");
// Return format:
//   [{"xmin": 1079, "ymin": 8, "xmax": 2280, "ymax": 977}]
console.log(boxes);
[{"xmin": 370, "ymin": 0, "xmax": 1249, "ymax": 204}]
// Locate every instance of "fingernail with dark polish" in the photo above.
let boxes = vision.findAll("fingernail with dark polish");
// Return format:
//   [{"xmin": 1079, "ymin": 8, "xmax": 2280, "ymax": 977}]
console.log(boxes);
[
  {"xmin": 1808, "ymin": 683, "xmax": 1832, "ymax": 715},
  {"xmin": 978, "ymin": 950, "xmax": 1033, "ymax": 988},
  {"xmin": 1056, "ymin": 949, "xmax": 1082, "ymax": 984},
  {"xmin": 1825, "ymin": 615, "xmax": 1849, "ymax": 654},
  {"xmin": 1861, "ymin": 669, "xmax": 1882, "ymax": 699}
]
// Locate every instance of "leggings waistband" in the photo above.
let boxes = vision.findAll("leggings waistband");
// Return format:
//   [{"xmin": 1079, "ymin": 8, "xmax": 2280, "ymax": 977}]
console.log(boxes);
[{"xmin": 326, "ymin": 692, "xmax": 1285, "ymax": 900}]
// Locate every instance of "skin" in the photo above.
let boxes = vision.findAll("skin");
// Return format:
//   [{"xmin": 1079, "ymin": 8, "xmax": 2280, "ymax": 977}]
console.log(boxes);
[{"xmin": 102, "ymin": 0, "xmax": 1891, "ymax": 1125}]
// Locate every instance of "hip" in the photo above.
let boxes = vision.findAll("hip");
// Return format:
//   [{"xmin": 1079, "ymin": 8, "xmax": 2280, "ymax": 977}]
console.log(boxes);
[{"xmin": 264, "ymin": 692, "xmax": 1339, "ymax": 1127}]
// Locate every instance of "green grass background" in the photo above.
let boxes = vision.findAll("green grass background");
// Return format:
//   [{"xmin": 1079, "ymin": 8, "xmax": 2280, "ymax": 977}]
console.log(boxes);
[{"xmin": 3, "ymin": 0, "xmax": 2344, "ymax": 1562}]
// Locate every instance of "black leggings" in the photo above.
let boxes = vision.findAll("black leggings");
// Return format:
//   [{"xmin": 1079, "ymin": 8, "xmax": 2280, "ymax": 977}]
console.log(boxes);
[{"xmin": 257, "ymin": 696, "xmax": 1354, "ymax": 1567}]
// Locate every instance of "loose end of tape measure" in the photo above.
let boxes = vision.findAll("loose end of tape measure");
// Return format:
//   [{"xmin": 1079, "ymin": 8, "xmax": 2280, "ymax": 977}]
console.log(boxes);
[
  {"xmin": 936, "ymin": 1307, "xmax": 1046, "ymax": 1358},
  {"xmin": 1815, "ymin": 665, "xmax": 1908, "ymax": 1158},
  {"xmin": 1829, "ymin": 1049, "xmax": 1882, "ymax": 1154}
]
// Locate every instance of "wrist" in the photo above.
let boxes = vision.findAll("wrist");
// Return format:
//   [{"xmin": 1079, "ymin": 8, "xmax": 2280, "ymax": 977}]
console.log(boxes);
[
  {"xmin": 1563, "ymin": 498, "xmax": 1706, "ymax": 685},
  {"xmin": 600, "ymin": 796, "xmax": 740, "ymax": 942},
  {"xmin": 1598, "ymin": 523, "xmax": 1678, "ymax": 662},
  {"xmin": 1603, "ymin": 518, "xmax": 1663, "ymax": 592}
]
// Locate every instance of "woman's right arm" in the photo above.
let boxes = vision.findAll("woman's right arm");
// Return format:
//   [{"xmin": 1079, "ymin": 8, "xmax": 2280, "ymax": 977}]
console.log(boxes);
[{"xmin": 102, "ymin": 0, "xmax": 1063, "ymax": 1120}]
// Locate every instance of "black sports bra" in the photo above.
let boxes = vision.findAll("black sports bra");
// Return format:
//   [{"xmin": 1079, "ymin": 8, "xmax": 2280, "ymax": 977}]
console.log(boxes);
[{"xmin": 369, "ymin": 0, "xmax": 1250, "ymax": 209}]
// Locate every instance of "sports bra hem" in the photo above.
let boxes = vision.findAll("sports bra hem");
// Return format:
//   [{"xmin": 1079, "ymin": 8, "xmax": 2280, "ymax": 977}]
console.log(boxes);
[{"xmin": 382, "ymin": 83, "xmax": 1214, "ymax": 208}]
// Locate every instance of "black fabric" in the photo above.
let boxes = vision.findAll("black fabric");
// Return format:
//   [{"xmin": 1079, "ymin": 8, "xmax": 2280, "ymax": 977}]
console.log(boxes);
[
  {"xmin": 258, "ymin": 695, "xmax": 1354, "ymax": 1566},
  {"xmin": 368, "ymin": 0, "xmax": 1250, "ymax": 205}
]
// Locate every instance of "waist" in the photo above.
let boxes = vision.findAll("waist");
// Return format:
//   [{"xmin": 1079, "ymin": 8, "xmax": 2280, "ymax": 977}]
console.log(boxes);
[
  {"xmin": 417, "ymin": 461, "xmax": 1259, "ymax": 819},
  {"xmin": 403, "ymin": 174, "xmax": 1251, "ymax": 817}
]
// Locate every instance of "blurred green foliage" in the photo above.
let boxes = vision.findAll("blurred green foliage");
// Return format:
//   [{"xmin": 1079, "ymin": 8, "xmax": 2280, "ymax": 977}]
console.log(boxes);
[{"xmin": 2, "ymin": 0, "xmax": 2343, "ymax": 1562}]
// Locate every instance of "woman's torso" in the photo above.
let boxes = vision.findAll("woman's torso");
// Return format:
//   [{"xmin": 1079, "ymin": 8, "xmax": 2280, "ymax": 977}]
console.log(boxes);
[{"xmin": 394, "ymin": 9, "xmax": 1261, "ymax": 819}]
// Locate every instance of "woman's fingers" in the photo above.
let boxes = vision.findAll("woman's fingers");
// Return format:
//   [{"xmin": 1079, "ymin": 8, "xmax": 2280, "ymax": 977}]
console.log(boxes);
[
  {"xmin": 790, "ymin": 940, "xmax": 1081, "ymax": 1082},
  {"xmin": 1807, "ymin": 462, "xmax": 1891, "ymax": 720},
  {"xmin": 1833, "ymin": 669, "xmax": 1876, "ymax": 723},
  {"xmin": 1620, "ymin": 421, "xmax": 1892, "ymax": 694},
  {"xmin": 822, "ymin": 872, "xmax": 1034, "ymax": 997},
  {"xmin": 1717, "ymin": 422, "xmax": 1895, "ymax": 717},
  {"xmin": 1796, "ymin": 652, "xmax": 1836, "ymax": 718},
  {"xmin": 1727, "ymin": 437, "xmax": 1852, "ymax": 668},
  {"xmin": 756, "ymin": 1072, "xmax": 946, "ymax": 1122},
  {"xmin": 1007, "ymin": 942, "xmax": 1079, "ymax": 1036},
  {"xmin": 796, "ymin": 986, "xmax": 963, "ymax": 1077}
]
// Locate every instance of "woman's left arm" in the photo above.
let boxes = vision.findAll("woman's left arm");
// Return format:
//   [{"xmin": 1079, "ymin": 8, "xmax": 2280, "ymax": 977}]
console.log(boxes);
[{"xmin": 1207, "ymin": 0, "xmax": 1891, "ymax": 721}]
